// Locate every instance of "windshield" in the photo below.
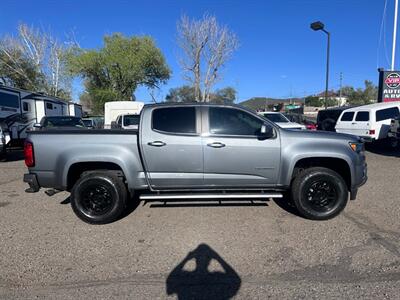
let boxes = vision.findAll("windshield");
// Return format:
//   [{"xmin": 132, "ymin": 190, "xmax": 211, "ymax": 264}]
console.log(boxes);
[
  {"xmin": 43, "ymin": 117, "xmax": 84, "ymax": 128},
  {"xmin": 123, "ymin": 114, "xmax": 140, "ymax": 126},
  {"xmin": 262, "ymin": 113, "xmax": 289, "ymax": 123}
]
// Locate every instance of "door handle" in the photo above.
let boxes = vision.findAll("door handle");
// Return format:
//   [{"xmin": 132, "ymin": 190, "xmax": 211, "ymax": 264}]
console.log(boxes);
[
  {"xmin": 351, "ymin": 122, "xmax": 356, "ymax": 125},
  {"xmin": 207, "ymin": 142, "xmax": 226, "ymax": 148},
  {"xmin": 148, "ymin": 141, "xmax": 166, "ymax": 147}
]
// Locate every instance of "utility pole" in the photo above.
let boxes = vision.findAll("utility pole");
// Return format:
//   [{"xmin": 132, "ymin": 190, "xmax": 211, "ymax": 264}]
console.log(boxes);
[
  {"xmin": 392, "ymin": 0, "xmax": 399, "ymax": 70},
  {"xmin": 339, "ymin": 72, "xmax": 343, "ymax": 106}
]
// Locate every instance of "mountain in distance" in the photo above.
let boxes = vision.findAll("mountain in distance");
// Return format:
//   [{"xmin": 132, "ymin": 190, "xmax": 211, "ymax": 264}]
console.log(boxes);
[{"xmin": 239, "ymin": 97, "xmax": 304, "ymax": 111}]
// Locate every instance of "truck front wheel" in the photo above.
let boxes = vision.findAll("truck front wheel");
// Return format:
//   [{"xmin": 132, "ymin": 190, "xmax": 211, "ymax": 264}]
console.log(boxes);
[
  {"xmin": 71, "ymin": 172, "xmax": 127, "ymax": 224},
  {"xmin": 291, "ymin": 167, "xmax": 348, "ymax": 220}
]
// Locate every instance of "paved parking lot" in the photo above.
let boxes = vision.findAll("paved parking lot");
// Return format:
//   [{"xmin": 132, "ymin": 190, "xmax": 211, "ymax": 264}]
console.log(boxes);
[{"xmin": 0, "ymin": 146, "xmax": 399, "ymax": 299}]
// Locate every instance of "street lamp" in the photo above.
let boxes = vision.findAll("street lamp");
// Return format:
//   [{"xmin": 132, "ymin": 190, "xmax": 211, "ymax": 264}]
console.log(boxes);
[{"xmin": 310, "ymin": 21, "xmax": 330, "ymax": 109}]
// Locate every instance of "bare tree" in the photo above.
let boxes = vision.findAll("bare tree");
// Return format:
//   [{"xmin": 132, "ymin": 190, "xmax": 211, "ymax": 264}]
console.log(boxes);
[
  {"xmin": 0, "ymin": 23, "xmax": 77, "ymax": 98},
  {"xmin": 177, "ymin": 14, "xmax": 239, "ymax": 102}
]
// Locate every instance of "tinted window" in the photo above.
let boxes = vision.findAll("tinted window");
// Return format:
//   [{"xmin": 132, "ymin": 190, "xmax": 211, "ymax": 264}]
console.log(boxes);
[
  {"xmin": 376, "ymin": 107, "xmax": 400, "ymax": 122},
  {"xmin": 340, "ymin": 112, "xmax": 355, "ymax": 121},
  {"xmin": 209, "ymin": 107, "xmax": 263, "ymax": 136},
  {"xmin": 0, "ymin": 91, "xmax": 20, "ymax": 108},
  {"xmin": 123, "ymin": 115, "xmax": 140, "ymax": 126},
  {"xmin": 355, "ymin": 111, "xmax": 369, "ymax": 121},
  {"xmin": 46, "ymin": 103, "xmax": 53, "ymax": 110},
  {"xmin": 152, "ymin": 107, "xmax": 196, "ymax": 134}
]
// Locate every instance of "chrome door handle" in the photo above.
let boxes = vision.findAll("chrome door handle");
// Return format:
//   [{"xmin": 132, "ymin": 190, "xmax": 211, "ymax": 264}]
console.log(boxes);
[
  {"xmin": 148, "ymin": 141, "xmax": 166, "ymax": 147},
  {"xmin": 207, "ymin": 142, "xmax": 226, "ymax": 148}
]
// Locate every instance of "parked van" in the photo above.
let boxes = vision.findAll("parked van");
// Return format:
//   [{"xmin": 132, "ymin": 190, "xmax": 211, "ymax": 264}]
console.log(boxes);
[
  {"xmin": 104, "ymin": 101, "xmax": 144, "ymax": 129},
  {"xmin": 335, "ymin": 102, "xmax": 400, "ymax": 141}
]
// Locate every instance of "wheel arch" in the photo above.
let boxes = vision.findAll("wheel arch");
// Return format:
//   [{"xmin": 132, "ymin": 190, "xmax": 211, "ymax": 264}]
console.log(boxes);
[{"xmin": 287, "ymin": 156, "xmax": 352, "ymax": 191}]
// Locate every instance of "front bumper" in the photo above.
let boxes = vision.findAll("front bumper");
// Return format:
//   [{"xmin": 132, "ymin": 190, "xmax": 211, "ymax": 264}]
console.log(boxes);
[
  {"xmin": 350, "ymin": 161, "xmax": 367, "ymax": 200},
  {"xmin": 23, "ymin": 173, "xmax": 40, "ymax": 193}
]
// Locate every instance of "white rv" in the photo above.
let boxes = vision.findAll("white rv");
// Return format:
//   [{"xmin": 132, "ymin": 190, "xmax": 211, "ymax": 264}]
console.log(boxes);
[
  {"xmin": 104, "ymin": 101, "xmax": 144, "ymax": 128},
  {"xmin": 0, "ymin": 86, "xmax": 82, "ymax": 145}
]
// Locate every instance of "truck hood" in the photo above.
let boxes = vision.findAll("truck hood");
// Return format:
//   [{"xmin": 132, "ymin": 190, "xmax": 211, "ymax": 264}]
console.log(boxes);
[{"xmin": 280, "ymin": 127, "xmax": 361, "ymax": 142}]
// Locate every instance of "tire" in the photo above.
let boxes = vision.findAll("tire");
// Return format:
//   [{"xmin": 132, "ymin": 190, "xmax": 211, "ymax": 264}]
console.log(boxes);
[
  {"xmin": 291, "ymin": 167, "xmax": 348, "ymax": 220},
  {"xmin": 70, "ymin": 171, "xmax": 127, "ymax": 224},
  {"xmin": 320, "ymin": 118, "xmax": 336, "ymax": 131}
]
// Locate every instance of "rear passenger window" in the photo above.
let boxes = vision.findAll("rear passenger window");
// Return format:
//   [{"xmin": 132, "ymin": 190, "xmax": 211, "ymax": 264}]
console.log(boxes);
[
  {"xmin": 152, "ymin": 107, "xmax": 196, "ymax": 134},
  {"xmin": 355, "ymin": 111, "xmax": 369, "ymax": 121},
  {"xmin": 340, "ymin": 112, "xmax": 354, "ymax": 121},
  {"xmin": 376, "ymin": 107, "xmax": 400, "ymax": 122}
]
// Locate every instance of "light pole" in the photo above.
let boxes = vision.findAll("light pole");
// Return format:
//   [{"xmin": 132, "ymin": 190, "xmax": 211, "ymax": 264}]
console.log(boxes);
[{"xmin": 311, "ymin": 21, "xmax": 330, "ymax": 109}]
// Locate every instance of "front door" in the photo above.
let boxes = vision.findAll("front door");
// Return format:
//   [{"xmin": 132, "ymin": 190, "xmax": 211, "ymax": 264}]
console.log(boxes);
[
  {"xmin": 141, "ymin": 106, "xmax": 203, "ymax": 189},
  {"xmin": 202, "ymin": 106, "xmax": 281, "ymax": 188}
]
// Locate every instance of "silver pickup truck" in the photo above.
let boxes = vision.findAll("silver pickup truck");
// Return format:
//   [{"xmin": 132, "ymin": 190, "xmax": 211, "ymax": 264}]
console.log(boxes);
[{"xmin": 23, "ymin": 103, "xmax": 367, "ymax": 224}]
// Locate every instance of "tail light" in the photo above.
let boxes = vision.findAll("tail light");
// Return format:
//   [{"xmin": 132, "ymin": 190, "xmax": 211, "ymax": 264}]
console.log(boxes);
[
  {"xmin": 369, "ymin": 129, "xmax": 375, "ymax": 135},
  {"xmin": 24, "ymin": 141, "xmax": 35, "ymax": 167}
]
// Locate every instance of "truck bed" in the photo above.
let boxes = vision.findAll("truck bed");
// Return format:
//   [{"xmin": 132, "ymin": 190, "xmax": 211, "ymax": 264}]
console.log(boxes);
[{"xmin": 26, "ymin": 129, "xmax": 145, "ymax": 191}]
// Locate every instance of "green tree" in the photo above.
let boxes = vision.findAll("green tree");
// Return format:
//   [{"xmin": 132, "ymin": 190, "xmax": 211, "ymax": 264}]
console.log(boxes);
[
  {"xmin": 342, "ymin": 80, "xmax": 378, "ymax": 105},
  {"xmin": 68, "ymin": 34, "xmax": 170, "ymax": 114},
  {"xmin": 305, "ymin": 96, "xmax": 322, "ymax": 107},
  {"xmin": 165, "ymin": 85, "xmax": 195, "ymax": 102},
  {"xmin": 165, "ymin": 85, "xmax": 236, "ymax": 104},
  {"xmin": 210, "ymin": 87, "xmax": 236, "ymax": 104}
]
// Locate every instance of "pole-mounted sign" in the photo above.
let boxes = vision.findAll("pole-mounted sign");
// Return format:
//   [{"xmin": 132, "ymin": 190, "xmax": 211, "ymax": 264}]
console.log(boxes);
[{"xmin": 378, "ymin": 69, "xmax": 400, "ymax": 102}]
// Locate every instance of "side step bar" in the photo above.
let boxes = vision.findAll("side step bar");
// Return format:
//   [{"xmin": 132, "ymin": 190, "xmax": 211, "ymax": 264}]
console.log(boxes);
[{"xmin": 140, "ymin": 193, "xmax": 283, "ymax": 201}]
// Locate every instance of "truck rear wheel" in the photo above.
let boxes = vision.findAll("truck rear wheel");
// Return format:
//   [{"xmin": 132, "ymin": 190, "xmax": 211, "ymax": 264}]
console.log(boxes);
[
  {"xmin": 291, "ymin": 167, "xmax": 348, "ymax": 220},
  {"xmin": 71, "ymin": 172, "xmax": 127, "ymax": 224}
]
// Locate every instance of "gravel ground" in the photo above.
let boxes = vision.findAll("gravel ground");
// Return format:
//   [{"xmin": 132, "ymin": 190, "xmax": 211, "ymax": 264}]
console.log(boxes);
[{"xmin": 0, "ymin": 147, "xmax": 399, "ymax": 299}]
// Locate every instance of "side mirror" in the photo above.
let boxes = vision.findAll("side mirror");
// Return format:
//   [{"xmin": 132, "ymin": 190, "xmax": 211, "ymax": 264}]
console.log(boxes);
[
  {"xmin": 259, "ymin": 124, "xmax": 274, "ymax": 139},
  {"xmin": 33, "ymin": 123, "xmax": 41, "ymax": 128}
]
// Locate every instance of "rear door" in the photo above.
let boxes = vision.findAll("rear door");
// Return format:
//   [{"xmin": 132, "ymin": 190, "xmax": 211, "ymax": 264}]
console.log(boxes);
[
  {"xmin": 140, "ymin": 106, "xmax": 203, "ymax": 189},
  {"xmin": 202, "ymin": 106, "xmax": 280, "ymax": 187}
]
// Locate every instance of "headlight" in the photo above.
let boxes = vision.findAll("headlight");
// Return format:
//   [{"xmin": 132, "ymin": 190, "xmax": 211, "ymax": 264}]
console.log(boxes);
[{"xmin": 349, "ymin": 142, "xmax": 364, "ymax": 153}]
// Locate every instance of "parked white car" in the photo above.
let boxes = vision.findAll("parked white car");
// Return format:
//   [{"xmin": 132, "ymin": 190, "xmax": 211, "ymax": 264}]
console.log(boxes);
[
  {"xmin": 258, "ymin": 112, "xmax": 306, "ymax": 130},
  {"xmin": 335, "ymin": 102, "xmax": 400, "ymax": 141}
]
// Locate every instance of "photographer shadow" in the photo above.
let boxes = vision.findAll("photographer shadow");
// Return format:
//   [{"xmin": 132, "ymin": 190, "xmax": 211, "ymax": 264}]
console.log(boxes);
[{"xmin": 166, "ymin": 244, "xmax": 241, "ymax": 300}]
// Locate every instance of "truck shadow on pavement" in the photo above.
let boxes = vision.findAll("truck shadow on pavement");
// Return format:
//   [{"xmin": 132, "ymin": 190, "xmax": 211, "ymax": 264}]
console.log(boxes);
[{"xmin": 166, "ymin": 243, "xmax": 241, "ymax": 300}]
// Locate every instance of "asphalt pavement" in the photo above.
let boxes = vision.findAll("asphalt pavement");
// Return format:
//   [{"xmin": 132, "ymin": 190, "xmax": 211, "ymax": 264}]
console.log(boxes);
[{"xmin": 0, "ymin": 146, "xmax": 399, "ymax": 299}]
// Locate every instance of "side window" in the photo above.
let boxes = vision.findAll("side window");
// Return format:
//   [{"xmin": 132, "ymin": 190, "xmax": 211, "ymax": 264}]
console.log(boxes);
[
  {"xmin": 152, "ymin": 107, "xmax": 196, "ymax": 134},
  {"xmin": 209, "ymin": 107, "xmax": 263, "ymax": 136},
  {"xmin": 340, "ymin": 112, "xmax": 355, "ymax": 121},
  {"xmin": 376, "ymin": 107, "xmax": 400, "ymax": 122},
  {"xmin": 46, "ymin": 103, "xmax": 53, "ymax": 110},
  {"xmin": 117, "ymin": 116, "xmax": 122, "ymax": 126},
  {"xmin": 23, "ymin": 102, "xmax": 30, "ymax": 112},
  {"xmin": 355, "ymin": 111, "xmax": 369, "ymax": 121}
]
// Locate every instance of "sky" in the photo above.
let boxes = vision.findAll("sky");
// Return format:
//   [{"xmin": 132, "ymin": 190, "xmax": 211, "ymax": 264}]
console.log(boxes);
[{"xmin": 0, "ymin": 0, "xmax": 396, "ymax": 103}]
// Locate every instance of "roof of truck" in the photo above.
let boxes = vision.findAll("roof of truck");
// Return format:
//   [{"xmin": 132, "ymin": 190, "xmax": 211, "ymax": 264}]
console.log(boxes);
[{"xmin": 341, "ymin": 102, "xmax": 400, "ymax": 112}]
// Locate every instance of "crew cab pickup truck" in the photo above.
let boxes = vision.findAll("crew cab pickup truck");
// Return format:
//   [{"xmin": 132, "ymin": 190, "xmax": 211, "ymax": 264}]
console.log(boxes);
[{"xmin": 23, "ymin": 103, "xmax": 367, "ymax": 224}]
